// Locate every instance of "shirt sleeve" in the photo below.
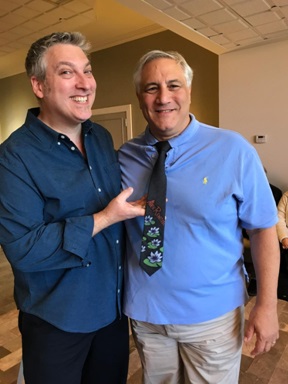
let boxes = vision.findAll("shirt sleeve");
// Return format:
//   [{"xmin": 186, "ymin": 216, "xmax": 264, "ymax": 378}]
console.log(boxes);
[
  {"xmin": 0, "ymin": 161, "xmax": 94, "ymax": 273},
  {"xmin": 237, "ymin": 145, "xmax": 278, "ymax": 230}
]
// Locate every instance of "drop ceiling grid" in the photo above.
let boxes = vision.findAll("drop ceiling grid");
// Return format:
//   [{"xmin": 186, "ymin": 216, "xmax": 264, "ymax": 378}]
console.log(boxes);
[
  {"xmin": 1, "ymin": 0, "xmax": 288, "ymax": 60},
  {"xmin": 0, "ymin": 0, "xmax": 94, "ymax": 57},
  {"xmin": 142, "ymin": 0, "xmax": 288, "ymax": 49}
]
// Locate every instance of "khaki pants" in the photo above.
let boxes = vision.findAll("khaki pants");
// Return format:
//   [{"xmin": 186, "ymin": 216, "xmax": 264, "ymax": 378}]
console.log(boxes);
[{"xmin": 131, "ymin": 306, "xmax": 244, "ymax": 384}]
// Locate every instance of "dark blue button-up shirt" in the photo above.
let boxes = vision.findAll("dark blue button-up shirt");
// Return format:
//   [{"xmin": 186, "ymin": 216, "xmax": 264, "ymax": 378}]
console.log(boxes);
[{"xmin": 0, "ymin": 108, "xmax": 125, "ymax": 332}]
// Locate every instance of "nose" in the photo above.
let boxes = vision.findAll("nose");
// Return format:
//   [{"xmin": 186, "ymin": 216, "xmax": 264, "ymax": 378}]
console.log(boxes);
[
  {"xmin": 156, "ymin": 87, "xmax": 170, "ymax": 104},
  {"xmin": 76, "ymin": 73, "xmax": 95, "ymax": 90}
]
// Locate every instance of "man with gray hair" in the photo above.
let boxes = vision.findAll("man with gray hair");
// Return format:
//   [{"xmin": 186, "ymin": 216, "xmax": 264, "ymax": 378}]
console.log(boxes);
[
  {"xmin": 0, "ymin": 32, "xmax": 144, "ymax": 384},
  {"xmin": 119, "ymin": 50, "xmax": 280, "ymax": 383}
]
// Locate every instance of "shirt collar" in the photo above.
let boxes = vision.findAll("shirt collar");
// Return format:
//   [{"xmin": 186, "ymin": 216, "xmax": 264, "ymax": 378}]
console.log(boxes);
[
  {"xmin": 25, "ymin": 108, "xmax": 93, "ymax": 148},
  {"xmin": 144, "ymin": 114, "xmax": 199, "ymax": 148}
]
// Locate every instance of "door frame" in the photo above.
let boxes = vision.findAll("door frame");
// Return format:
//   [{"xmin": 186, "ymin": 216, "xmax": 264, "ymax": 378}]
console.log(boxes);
[{"xmin": 91, "ymin": 104, "xmax": 133, "ymax": 140}]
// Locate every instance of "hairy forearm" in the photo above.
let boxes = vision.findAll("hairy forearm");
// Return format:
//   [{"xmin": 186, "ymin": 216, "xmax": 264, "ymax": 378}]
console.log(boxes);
[{"xmin": 247, "ymin": 226, "xmax": 280, "ymax": 307}]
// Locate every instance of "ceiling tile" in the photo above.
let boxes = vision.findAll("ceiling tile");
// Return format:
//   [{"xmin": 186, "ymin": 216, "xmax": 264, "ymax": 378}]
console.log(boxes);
[
  {"xmin": 226, "ymin": 27, "xmax": 258, "ymax": 41},
  {"xmin": 198, "ymin": 8, "xmax": 236, "ymax": 25},
  {"xmin": 164, "ymin": 6, "xmax": 191, "ymax": 20},
  {"xmin": 272, "ymin": 0, "xmax": 288, "ymax": 5},
  {"xmin": 8, "ymin": 25, "xmax": 34, "ymax": 37},
  {"xmin": 197, "ymin": 27, "xmax": 219, "ymax": 37},
  {"xmin": 64, "ymin": 13, "xmax": 94, "ymax": 27},
  {"xmin": 180, "ymin": 0, "xmax": 223, "ymax": 16},
  {"xmin": 235, "ymin": 35, "xmax": 264, "ymax": 46},
  {"xmin": 182, "ymin": 17, "xmax": 206, "ymax": 29},
  {"xmin": 26, "ymin": 0, "xmax": 55, "ymax": 13},
  {"xmin": 21, "ymin": 19, "xmax": 47, "ymax": 32},
  {"xmin": 44, "ymin": 7, "xmax": 76, "ymax": 20},
  {"xmin": 262, "ymin": 28, "xmax": 288, "ymax": 40},
  {"xmin": 12, "ymin": 6, "xmax": 40, "ymax": 19},
  {"xmin": 221, "ymin": 41, "xmax": 238, "ymax": 49},
  {"xmin": 232, "ymin": 0, "xmax": 270, "ymax": 17},
  {"xmin": 6, "ymin": 41, "xmax": 26, "ymax": 50},
  {"xmin": 145, "ymin": 0, "xmax": 172, "ymax": 10},
  {"xmin": 223, "ymin": 0, "xmax": 246, "ymax": 4},
  {"xmin": 246, "ymin": 10, "xmax": 281, "ymax": 26},
  {"xmin": 63, "ymin": 1, "xmax": 92, "ymax": 13},
  {"xmin": 0, "ymin": 2, "xmax": 21, "ymax": 13},
  {"xmin": 34, "ymin": 13, "xmax": 60, "ymax": 26},
  {"xmin": 1, "ymin": 13, "xmax": 28, "ymax": 27},
  {"xmin": 79, "ymin": 9, "xmax": 95, "ymax": 20},
  {"xmin": 0, "ymin": 31, "xmax": 24, "ymax": 44},
  {"xmin": 278, "ymin": 5, "xmax": 288, "ymax": 17},
  {"xmin": 0, "ymin": 21, "xmax": 13, "ymax": 33},
  {"xmin": 167, "ymin": 0, "xmax": 191, "ymax": 4},
  {"xmin": 1, "ymin": 45, "xmax": 17, "ymax": 54},
  {"xmin": 209, "ymin": 34, "xmax": 231, "ymax": 44},
  {"xmin": 0, "ymin": 37, "xmax": 9, "ymax": 45},
  {"xmin": 214, "ymin": 19, "xmax": 248, "ymax": 34},
  {"xmin": 256, "ymin": 18, "xmax": 287, "ymax": 34},
  {"xmin": 11, "ymin": 0, "xmax": 32, "ymax": 4},
  {"xmin": 80, "ymin": 0, "xmax": 96, "ymax": 6},
  {"xmin": 17, "ymin": 35, "xmax": 39, "ymax": 46}
]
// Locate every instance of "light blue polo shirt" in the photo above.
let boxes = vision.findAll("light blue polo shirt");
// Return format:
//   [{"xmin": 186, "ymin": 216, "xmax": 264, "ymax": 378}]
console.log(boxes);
[{"xmin": 118, "ymin": 115, "xmax": 277, "ymax": 324}]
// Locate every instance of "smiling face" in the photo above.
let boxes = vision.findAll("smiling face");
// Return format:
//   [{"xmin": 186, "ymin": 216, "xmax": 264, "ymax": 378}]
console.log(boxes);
[
  {"xmin": 137, "ymin": 58, "xmax": 191, "ymax": 140},
  {"xmin": 30, "ymin": 43, "xmax": 96, "ymax": 133}
]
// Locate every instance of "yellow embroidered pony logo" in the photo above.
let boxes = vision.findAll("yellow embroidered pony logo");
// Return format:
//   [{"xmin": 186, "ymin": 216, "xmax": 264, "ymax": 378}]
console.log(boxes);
[{"xmin": 203, "ymin": 177, "xmax": 208, "ymax": 184}]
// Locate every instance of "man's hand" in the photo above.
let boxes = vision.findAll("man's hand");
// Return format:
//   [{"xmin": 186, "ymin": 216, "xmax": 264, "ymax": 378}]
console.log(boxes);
[
  {"xmin": 92, "ymin": 187, "xmax": 145, "ymax": 236},
  {"xmin": 245, "ymin": 226, "xmax": 280, "ymax": 356},
  {"xmin": 281, "ymin": 237, "xmax": 288, "ymax": 249},
  {"xmin": 244, "ymin": 303, "xmax": 279, "ymax": 356}
]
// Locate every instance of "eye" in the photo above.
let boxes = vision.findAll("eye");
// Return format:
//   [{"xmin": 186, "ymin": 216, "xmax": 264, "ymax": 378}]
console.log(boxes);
[
  {"xmin": 168, "ymin": 83, "xmax": 181, "ymax": 90},
  {"xmin": 84, "ymin": 69, "xmax": 93, "ymax": 77},
  {"xmin": 59, "ymin": 68, "xmax": 73, "ymax": 78},
  {"xmin": 145, "ymin": 85, "xmax": 158, "ymax": 94}
]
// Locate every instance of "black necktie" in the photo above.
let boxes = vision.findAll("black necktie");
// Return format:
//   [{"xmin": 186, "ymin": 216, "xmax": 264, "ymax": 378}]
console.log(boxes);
[{"xmin": 140, "ymin": 141, "xmax": 171, "ymax": 275}]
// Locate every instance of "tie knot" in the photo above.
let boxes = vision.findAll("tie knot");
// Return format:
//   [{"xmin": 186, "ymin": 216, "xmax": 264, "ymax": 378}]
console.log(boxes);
[{"xmin": 155, "ymin": 141, "xmax": 171, "ymax": 154}]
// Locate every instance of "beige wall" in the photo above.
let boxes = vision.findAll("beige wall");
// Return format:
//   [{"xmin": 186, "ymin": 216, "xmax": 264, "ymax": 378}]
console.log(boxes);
[
  {"xmin": 0, "ymin": 30, "xmax": 218, "ymax": 141},
  {"xmin": 219, "ymin": 39, "xmax": 288, "ymax": 192},
  {"xmin": 0, "ymin": 73, "xmax": 37, "ymax": 140}
]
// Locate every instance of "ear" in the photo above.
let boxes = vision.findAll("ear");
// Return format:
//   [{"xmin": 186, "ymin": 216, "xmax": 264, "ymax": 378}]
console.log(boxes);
[{"xmin": 30, "ymin": 76, "xmax": 44, "ymax": 99}]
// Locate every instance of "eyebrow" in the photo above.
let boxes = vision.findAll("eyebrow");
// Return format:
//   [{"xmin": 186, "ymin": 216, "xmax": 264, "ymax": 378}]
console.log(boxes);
[
  {"xmin": 144, "ymin": 79, "xmax": 182, "ymax": 86},
  {"xmin": 55, "ymin": 60, "xmax": 91, "ymax": 69}
]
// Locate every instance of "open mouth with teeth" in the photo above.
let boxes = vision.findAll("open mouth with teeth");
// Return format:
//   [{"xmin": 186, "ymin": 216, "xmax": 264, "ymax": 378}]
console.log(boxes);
[
  {"xmin": 71, "ymin": 96, "xmax": 88, "ymax": 103},
  {"xmin": 156, "ymin": 109, "xmax": 175, "ymax": 113}
]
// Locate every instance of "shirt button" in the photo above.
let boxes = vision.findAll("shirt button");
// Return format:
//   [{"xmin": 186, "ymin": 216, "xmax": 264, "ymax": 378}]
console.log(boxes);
[
  {"xmin": 117, "ymin": 289, "xmax": 120, "ymax": 294},
  {"xmin": 89, "ymin": 166, "xmax": 92, "ymax": 170},
  {"xmin": 116, "ymin": 239, "xmax": 119, "ymax": 244},
  {"xmin": 98, "ymin": 188, "xmax": 102, "ymax": 192},
  {"xmin": 57, "ymin": 142, "xmax": 61, "ymax": 145},
  {"xmin": 60, "ymin": 135, "xmax": 65, "ymax": 139},
  {"xmin": 71, "ymin": 146, "xmax": 76, "ymax": 151},
  {"xmin": 119, "ymin": 265, "xmax": 122, "ymax": 270}
]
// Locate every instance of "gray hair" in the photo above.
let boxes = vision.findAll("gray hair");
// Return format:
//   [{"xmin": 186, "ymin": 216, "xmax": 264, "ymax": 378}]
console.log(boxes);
[
  {"xmin": 25, "ymin": 32, "xmax": 91, "ymax": 81},
  {"xmin": 133, "ymin": 50, "xmax": 193, "ymax": 93}
]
